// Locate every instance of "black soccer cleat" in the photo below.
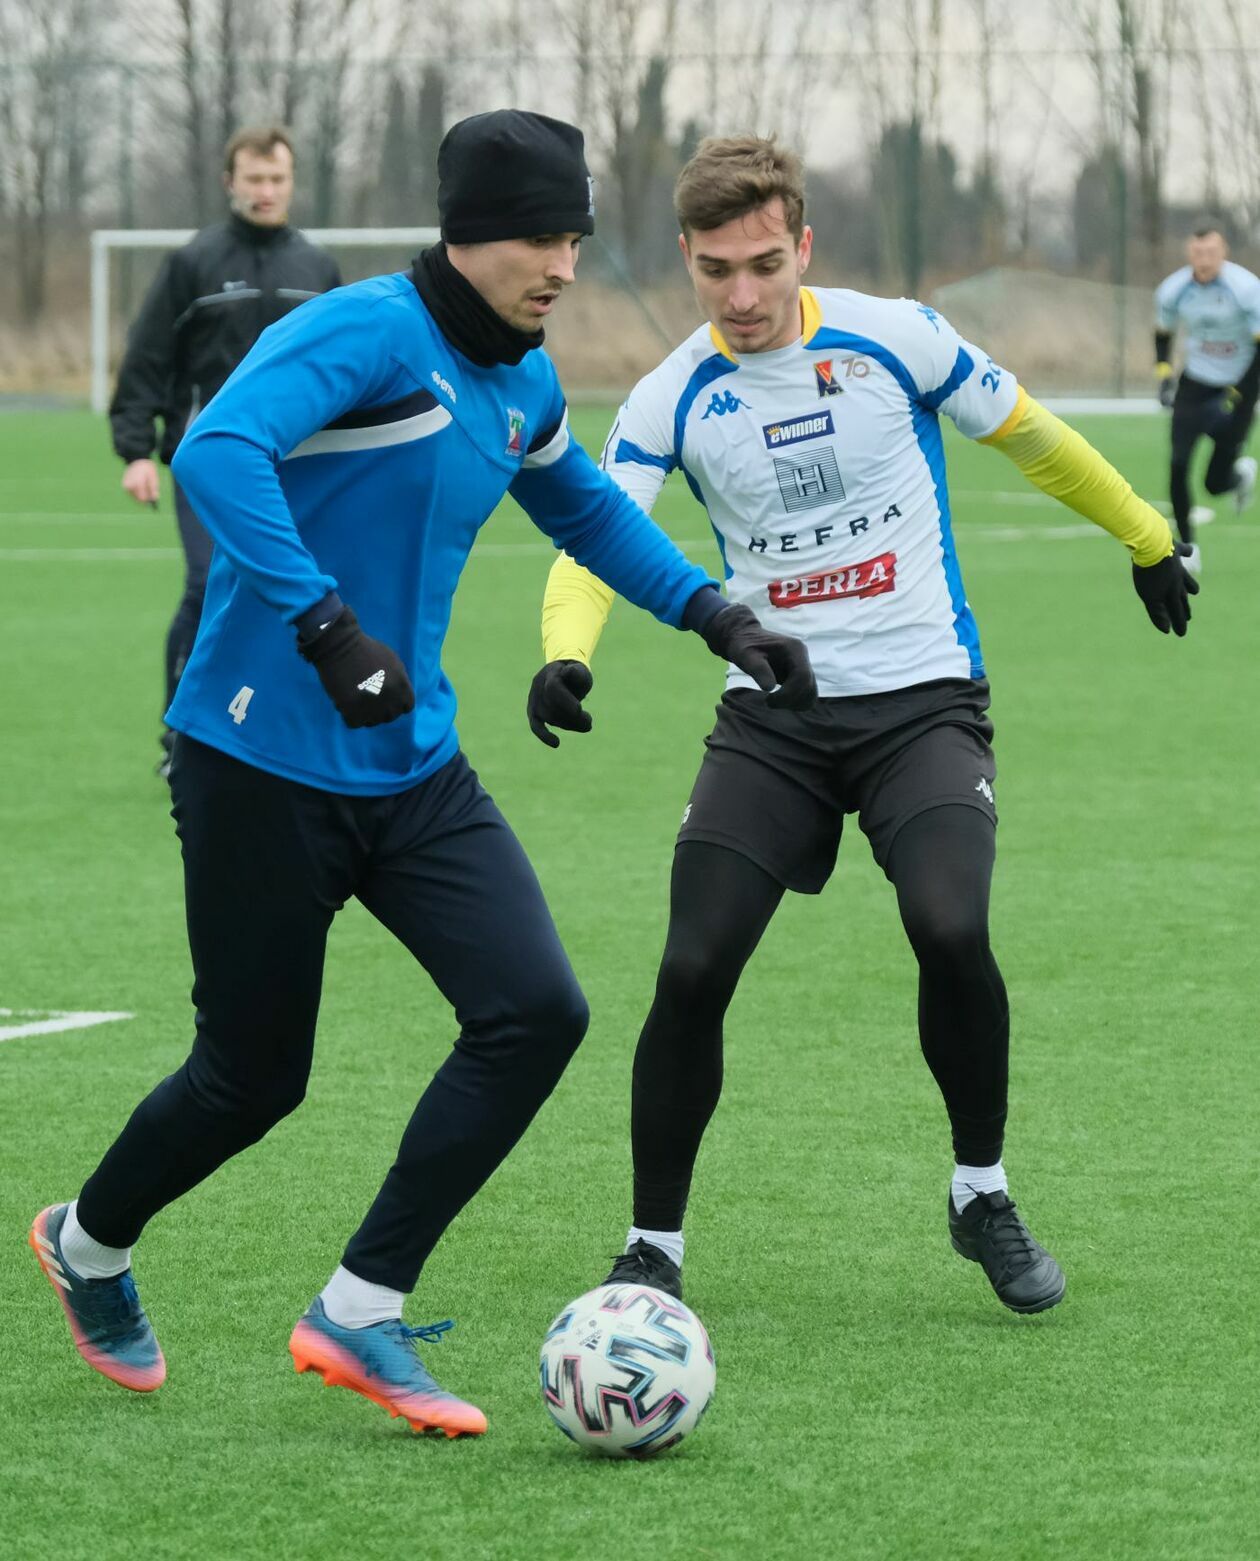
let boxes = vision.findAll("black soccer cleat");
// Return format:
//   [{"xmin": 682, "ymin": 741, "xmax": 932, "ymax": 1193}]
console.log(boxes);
[
  {"xmin": 603, "ymin": 1239, "xmax": 683, "ymax": 1301},
  {"xmin": 948, "ymin": 1190, "xmax": 1066, "ymax": 1314}
]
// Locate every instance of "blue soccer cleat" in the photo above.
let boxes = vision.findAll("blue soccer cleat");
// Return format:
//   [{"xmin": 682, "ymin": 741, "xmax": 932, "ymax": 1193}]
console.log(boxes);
[
  {"xmin": 289, "ymin": 1297, "xmax": 487, "ymax": 1437},
  {"xmin": 28, "ymin": 1204, "xmax": 166, "ymax": 1392}
]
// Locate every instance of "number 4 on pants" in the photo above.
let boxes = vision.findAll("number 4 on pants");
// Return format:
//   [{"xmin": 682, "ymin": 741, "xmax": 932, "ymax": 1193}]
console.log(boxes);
[{"xmin": 228, "ymin": 686, "xmax": 255, "ymax": 725}]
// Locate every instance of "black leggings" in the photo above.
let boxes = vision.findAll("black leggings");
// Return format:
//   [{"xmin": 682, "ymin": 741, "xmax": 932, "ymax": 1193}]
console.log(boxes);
[
  {"xmin": 1170, "ymin": 376, "xmax": 1256, "ymax": 541},
  {"xmin": 630, "ymin": 806, "xmax": 1007, "ymax": 1231}
]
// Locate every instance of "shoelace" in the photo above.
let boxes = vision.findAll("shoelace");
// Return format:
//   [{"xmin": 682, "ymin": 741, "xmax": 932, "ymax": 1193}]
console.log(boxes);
[
  {"xmin": 607, "ymin": 1249, "xmax": 672, "ymax": 1282},
  {"xmin": 76, "ymin": 1270, "xmax": 147, "ymax": 1335},
  {"xmin": 399, "ymin": 1319, "xmax": 454, "ymax": 1346},
  {"xmin": 975, "ymin": 1203, "xmax": 1040, "ymax": 1274}
]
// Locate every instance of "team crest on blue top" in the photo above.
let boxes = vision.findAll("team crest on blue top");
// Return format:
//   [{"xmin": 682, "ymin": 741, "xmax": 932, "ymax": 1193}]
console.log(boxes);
[
  {"xmin": 814, "ymin": 360, "xmax": 845, "ymax": 398},
  {"xmin": 506, "ymin": 407, "xmax": 526, "ymax": 457}
]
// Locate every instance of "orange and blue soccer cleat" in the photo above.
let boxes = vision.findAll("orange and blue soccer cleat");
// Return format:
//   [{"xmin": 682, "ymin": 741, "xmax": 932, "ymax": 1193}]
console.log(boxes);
[
  {"xmin": 28, "ymin": 1204, "xmax": 166, "ymax": 1392},
  {"xmin": 289, "ymin": 1297, "xmax": 487, "ymax": 1437}
]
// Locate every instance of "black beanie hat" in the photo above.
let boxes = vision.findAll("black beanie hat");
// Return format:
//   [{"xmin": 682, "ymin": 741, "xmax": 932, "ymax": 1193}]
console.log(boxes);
[{"xmin": 438, "ymin": 110, "xmax": 595, "ymax": 244}]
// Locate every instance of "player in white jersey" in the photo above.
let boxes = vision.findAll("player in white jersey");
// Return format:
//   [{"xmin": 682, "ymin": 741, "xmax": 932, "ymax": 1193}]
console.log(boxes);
[
  {"xmin": 1155, "ymin": 222, "xmax": 1260, "ymax": 561},
  {"xmin": 530, "ymin": 137, "xmax": 1197, "ymax": 1317}
]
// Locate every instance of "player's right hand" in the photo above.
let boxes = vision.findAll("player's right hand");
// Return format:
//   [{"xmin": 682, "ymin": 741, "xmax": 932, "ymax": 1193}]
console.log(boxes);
[
  {"xmin": 700, "ymin": 603, "xmax": 817, "ymax": 709},
  {"xmin": 1131, "ymin": 543, "xmax": 1199, "ymax": 636},
  {"xmin": 122, "ymin": 458, "xmax": 160, "ymax": 505},
  {"xmin": 297, "ymin": 605, "xmax": 415, "ymax": 728},
  {"xmin": 527, "ymin": 660, "xmax": 594, "ymax": 747}
]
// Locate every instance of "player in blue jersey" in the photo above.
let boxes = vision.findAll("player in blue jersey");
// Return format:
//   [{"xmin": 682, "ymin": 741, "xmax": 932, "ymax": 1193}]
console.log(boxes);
[
  {"xmin": 1155, "ymin": 222, "xmax": 1260, "ymax": 568},
  {"xmin": 27, "ymin": 111, "xmax": 813, "ymax": 1435}
]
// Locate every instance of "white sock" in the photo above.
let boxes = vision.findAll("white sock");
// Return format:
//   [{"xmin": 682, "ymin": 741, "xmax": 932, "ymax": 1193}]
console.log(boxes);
[
  {"xmin": 319, "ymin": 1265, "xmax": 405, "ymax": 1329},
  {"xmin": 59, "ymin": 1200, "xmax": 131, "ymax": 1279},
  {"xmin": 626, "ymin": 1226, "xmax": 684, "ymax": 1268},
  {"xmin": 951, "ymin": 1161, "xmax": 1008, "ymax": 1212}
]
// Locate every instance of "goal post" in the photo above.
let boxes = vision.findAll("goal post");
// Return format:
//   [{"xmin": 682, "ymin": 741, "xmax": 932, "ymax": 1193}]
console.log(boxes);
[{"xmin": 89, "ymin": 227, "xmax": 440, "ymax": 414}]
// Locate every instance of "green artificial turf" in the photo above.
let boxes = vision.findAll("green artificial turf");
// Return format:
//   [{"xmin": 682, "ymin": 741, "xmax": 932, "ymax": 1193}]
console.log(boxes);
[{"xmin": 1, "ymin": 406, "xmax": 1256, "ymax": 1560}]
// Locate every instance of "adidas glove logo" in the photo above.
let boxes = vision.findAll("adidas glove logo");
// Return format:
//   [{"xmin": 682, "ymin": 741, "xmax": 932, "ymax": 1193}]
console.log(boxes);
[{"xmin": 357, "ymin": 669, "xmax": 386, "ymax": 696}]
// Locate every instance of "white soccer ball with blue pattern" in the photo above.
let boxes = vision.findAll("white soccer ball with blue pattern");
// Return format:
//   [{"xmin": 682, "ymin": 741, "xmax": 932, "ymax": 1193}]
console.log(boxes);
[{"xmin": 540, "ymin": 1282, "xmax": 716, "ymax": 1456}]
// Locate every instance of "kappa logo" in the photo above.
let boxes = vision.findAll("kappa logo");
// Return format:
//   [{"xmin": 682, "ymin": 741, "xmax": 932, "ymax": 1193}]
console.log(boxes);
[
  {"xmin": 357, "ymin": 670, "xmax": 386, "ymax": 696},
  {"xmin": 431, "ymin": 370, "xmax": 457, "ymax": 403},
  {"xmin": 701, "ymin": 389, "xmax": 750, "ymax": 419},
  {"xmin": 767, "ymin": 552, "xmax": 897, "ymax": 609},
  {"xmin": 506, "ymin": 407, "xmax": 526, "ymax": 457},
  {"xmin": 222, "ymin": 279, "xmax": 248, "ymax": 291},
  {"xmin": 975, "ymin": 777, "xmax": 994, "ymax": 804},
  {"xmin": 813, "ymin": 360, "xmax": 846, "ymax": 397},
  {"xmin": 763, "ymin": 410, "xmax": 834, "ymax": 449}
]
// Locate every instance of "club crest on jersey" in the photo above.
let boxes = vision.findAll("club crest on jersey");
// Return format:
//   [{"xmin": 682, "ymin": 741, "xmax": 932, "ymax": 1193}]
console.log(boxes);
[
  {"xmin": 505, "ymin": 407, "xmax": 526, "ymax": 457},
  {"xmin": 768, "ymin": 552, "xmax": 897, "ymax": 609},
  {"xmin": 763, "ymin": 411, "xmax": 834, "ymax": 449},
  {"xmin": 814, "ymin": 360, "xmax": 845, "ymax": 397}
]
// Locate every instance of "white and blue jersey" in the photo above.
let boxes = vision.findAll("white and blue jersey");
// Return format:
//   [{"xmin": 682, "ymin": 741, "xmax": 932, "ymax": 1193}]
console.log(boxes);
[
  {"xmin": 169, "ymin": 273, "xmax": 712, "ymax": 793},
  {"xmin": 599, "ymin": 287, "xmax": 1019, "ymax": 697},
  {"xmin": 1155, "ymin": 261, "xmax": 1260, "ymax": 388}
]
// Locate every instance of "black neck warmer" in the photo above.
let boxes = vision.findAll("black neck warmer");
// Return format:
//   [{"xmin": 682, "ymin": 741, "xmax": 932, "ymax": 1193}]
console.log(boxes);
[{"xmin": 410, "ymin": 243, "xmax": 544, "ymax": 368}]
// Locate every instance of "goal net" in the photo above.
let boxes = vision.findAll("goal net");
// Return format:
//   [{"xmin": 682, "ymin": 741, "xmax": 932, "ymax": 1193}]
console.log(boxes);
[{"xmin": 90, "ymin": 227, "xmax": 439, "ymax": 413}]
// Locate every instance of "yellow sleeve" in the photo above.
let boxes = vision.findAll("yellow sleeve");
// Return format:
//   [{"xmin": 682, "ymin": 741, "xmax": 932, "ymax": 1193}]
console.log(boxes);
[
  {"xmin": 541, "ymin": 552, "xmax": 616, "ymax": 667},
  {"xmin": 978, "ymin": 388, "xmax": 1174, "ymax": 568}
]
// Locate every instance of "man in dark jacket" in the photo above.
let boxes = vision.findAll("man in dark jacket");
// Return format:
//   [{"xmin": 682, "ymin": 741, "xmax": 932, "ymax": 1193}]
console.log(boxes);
[{"xmin": 108, "ymin": 126, "xmax": 341, "ymax": 774}]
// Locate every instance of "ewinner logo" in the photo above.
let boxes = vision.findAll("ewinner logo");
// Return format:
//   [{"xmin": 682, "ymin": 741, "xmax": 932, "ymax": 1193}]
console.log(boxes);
[
  {"xmin": 762, "ymin": 411, "xmax": 834, "ymax": 449},
  {"xmin": 768, "ymin": 552, "xmax": 896, "ymax": 609}
]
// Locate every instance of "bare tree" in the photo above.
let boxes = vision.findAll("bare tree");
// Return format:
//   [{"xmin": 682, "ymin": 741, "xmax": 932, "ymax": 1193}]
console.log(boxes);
[
  {"xmin": 0, "ymin": 0, "xmax": 97, "ymax": 319},
  {"xmin": 857, "ymin": 0, "xmax": 946, "ymax": 294}
]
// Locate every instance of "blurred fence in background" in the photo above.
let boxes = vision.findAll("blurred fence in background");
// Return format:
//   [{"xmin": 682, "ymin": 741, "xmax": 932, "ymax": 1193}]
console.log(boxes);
[{"xmin": 3, "ymin": 0, "xmax": 1260, "ymax": 397}]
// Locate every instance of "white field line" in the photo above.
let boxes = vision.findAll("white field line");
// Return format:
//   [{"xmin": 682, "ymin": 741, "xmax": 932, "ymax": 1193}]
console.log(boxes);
[
  {"xmin": 0, "ymin": 512, "xmax": 156, "ymax": 522},
  {"xmin": 0, "ymin": 548, "xmax": 181, "ymax": 560},
  {"xmin": 0, "ymin": 1008, "xmax": 134, "ymax": 1043}
]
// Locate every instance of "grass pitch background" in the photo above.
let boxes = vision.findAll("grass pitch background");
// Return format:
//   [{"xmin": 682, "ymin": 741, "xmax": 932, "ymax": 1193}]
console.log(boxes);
[{"xmin": 1, "ymin": 407, "xmax": 1256, "ymax": 1560}]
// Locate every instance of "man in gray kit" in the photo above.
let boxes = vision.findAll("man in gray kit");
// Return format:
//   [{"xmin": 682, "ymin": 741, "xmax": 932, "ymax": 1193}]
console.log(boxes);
[
  {"xmin": 108, "ymin": 126, "xmax": 341, "ymax": 775},
  {"xmin": 1154, "ymin": 222, "xmax": 1260, "ymax": 570}
]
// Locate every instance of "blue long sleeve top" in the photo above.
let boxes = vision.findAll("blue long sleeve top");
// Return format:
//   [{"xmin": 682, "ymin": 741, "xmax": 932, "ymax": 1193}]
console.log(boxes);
[{"xmin": 168, "ymin": 272, "xmax": 714, "ymax": 793}]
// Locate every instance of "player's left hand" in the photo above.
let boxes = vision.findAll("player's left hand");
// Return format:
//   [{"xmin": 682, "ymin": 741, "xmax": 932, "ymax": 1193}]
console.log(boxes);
[
  {"xmin": 1206, "ymin": 385, "xmax": 1241, "ymax": 434},
  {"xmin": 700, "ymin": 603, "xmax": 817, "ymax": 708},
  {"xmin": 1132, "ymin": 543, "xmax": 1200, "ymax": 636},
  {"xmin": 528, "ymin": 660, "xmax": 594, "ymax": 747}
]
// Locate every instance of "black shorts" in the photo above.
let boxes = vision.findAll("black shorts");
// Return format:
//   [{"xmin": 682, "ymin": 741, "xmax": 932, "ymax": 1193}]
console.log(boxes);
[{"xmin": 677, "ymin": 679, "xmax": 997, "ymax": 893}]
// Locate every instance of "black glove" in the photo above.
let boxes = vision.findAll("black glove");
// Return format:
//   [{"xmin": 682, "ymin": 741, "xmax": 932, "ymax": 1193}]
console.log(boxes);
[
  {"xmin": 297, "ymin": 605, "xmax": 415, "ymax": 727},
  {"xmin": 527, "ymin": 660, "xmax": 594, "ymax": 748},
  {"xmin": 1205, "ymin": 384, "xmax": 1241, "ymax": 434},
  {"xmin": 700, "ymin": 604, "xmax": 817, "ymax": 708},
  {"xmin": 1157, "ymin": 374, "xmax": 1176, "ymax": 411},
  {"xmin": 1132, "ymin": 543, "xmax": 1199, "ymax": 637}
]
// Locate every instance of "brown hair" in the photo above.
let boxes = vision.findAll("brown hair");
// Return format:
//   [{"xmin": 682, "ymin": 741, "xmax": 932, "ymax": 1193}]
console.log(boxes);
[
  {"xmin": 224, "ymin": 125, "xmax": 295, "ymax": 176},
  {"xmin": 674, "ymin": 135, "xmax": 805, "ymax": 239}
]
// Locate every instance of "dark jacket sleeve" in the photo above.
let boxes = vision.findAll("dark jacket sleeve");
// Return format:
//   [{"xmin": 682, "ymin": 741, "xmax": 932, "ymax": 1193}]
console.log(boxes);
[
  {"xmin": 323, "ymin": 252, "xmax": 343, "ymax": 289},
  {"xmin": 108, "ymin": 249, "xmax": 194, "ymax": 463}
]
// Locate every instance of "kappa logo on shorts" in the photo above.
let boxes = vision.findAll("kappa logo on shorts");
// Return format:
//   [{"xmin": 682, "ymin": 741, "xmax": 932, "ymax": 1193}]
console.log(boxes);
[
  {"xmin": 762, "ymin": 411, "xmax": 834, "ymax": 449},
  {"xmin": 975, "ymin": 777, "xmax": 994, "ymax": 804},
  {"xmin": 768, "ymin": 552, "xmax": 896, "ymax": 609}
]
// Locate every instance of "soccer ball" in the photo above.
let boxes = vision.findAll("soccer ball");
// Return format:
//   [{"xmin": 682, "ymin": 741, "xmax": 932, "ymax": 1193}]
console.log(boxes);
[{"xmin": 539, "ymin": 1283, "xmax": 716, "ymax": 1457}]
